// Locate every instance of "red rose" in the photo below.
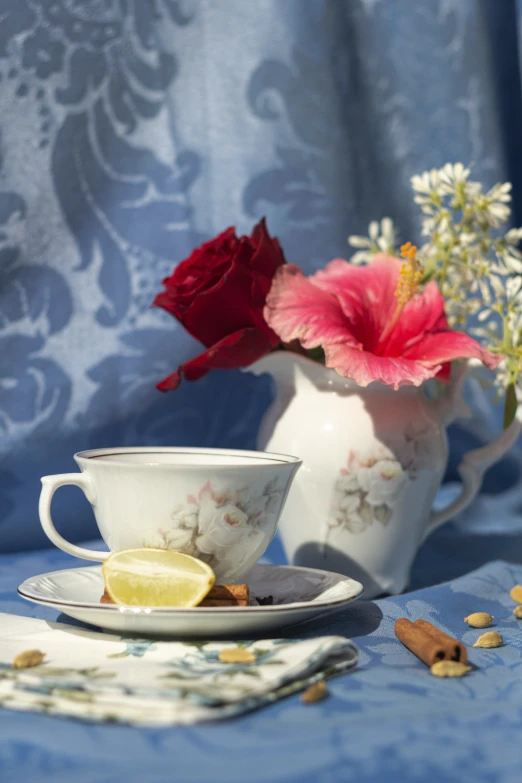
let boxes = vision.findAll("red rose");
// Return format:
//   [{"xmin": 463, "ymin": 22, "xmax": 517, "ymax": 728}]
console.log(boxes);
[{"xmin": 154, "ymin": 219, "xmax": 286, "ymax": 390}]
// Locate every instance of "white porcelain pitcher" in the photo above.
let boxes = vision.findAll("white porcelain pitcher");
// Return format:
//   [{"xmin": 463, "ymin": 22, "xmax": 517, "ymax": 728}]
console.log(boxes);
[{"xmin": 249, "ymin": 352, "xmax": 521, "ymax": 597}]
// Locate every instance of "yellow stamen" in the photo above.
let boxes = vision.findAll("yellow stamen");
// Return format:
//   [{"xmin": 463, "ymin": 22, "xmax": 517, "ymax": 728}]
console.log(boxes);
[
  {"xmin": 378, "ymin": 243, "xmax": 423, "ymax": 351},
  {"xmin": 396, "ymin": 243, "xmax": 423, "ymax": 306}
]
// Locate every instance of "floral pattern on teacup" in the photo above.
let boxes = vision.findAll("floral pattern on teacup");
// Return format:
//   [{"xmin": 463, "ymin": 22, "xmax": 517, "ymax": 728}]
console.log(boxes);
[{"xmin": 143, "ymin": 479, "xmax": 283, "ymax": 578}]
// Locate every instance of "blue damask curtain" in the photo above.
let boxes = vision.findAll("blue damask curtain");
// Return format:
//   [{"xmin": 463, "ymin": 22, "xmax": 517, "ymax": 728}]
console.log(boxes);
[{"xmin": 0, "ymin": 0, "xmax": 521, "ymax": 552}]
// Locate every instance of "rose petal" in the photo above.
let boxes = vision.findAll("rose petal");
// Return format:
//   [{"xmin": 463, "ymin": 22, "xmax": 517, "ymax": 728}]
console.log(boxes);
[
  {"xmin": 156, "ymin": 368, "xmax": 182, "ymax": 392},
  {"xmin": 264, "ymin": 265, "xmax": 359, "ymax": 349},
  {"xmin": 156, "ymin": 327, "xmax": 278, "ymax": 390},
  {"xmin": 174, "ymin": 239, "xmax": 275, "ymax": 346},
  {"xmin": 157, "ymin": 227, "xmax": 238, "ymax": 316},
  {"xmin": 249, "ymin": 218, "xmax": 286, "ymax": 281}
]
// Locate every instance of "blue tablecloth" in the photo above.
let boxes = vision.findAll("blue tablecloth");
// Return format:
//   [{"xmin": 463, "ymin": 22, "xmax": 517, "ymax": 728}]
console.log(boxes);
[{"xmin": 2, "ymin": 529, "xmax": 522, "ymax": 783}]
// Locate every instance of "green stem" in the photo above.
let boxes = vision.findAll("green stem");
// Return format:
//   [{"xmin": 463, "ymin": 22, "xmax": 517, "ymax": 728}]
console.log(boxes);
[
  {"xmin": 439, "ymin": 250, "xmax": 452, "ymax": 290},
  {"xmin": 438, "ymin": 231, "xmax": 459, "ymax": 291},
  {"xmin": 503, "ymin": 382, "xmax": 518, "ymax": 429},
  {"xmin": 500, "ymin": 315, "xmax": 514, "ymax": 355}
]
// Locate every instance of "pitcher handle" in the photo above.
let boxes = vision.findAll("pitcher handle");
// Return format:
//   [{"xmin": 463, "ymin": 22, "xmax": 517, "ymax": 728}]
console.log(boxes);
[{"xmin": 421, "ymin": 414, "xmax": 522, "ymax": 544}]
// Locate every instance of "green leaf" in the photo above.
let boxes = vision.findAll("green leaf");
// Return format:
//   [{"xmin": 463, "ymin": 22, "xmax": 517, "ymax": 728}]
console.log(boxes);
[
  {"xmin": 503, "ymin": 383, "xmax": 518, "ymax": 429},
  {"xmin": 157, "ymin": 672, "xmax": 201, "ymax": 681},
  {"xmin": 54, "ymin": 689, "xmax": 94, "ymax": 703},
  {"xmin": 307, "ymin": 347, "xmax": 326, "ymax": 364},
  {"xmin": 251, "ymin": 648, "xmax": 269, "ymax": 657},
  {"xmin": 257, "ymin": 660, "xmax": 284, "ymax": 666},
  {"xmin": 238, "ymin": 668, "xmax": 261, "ymax": 678}
]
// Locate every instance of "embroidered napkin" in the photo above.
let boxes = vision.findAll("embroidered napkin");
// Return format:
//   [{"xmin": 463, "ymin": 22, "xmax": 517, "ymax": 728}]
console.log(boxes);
[{"xmin": 0, "ymin": 613, "xmax": 358, "ymax": 725}]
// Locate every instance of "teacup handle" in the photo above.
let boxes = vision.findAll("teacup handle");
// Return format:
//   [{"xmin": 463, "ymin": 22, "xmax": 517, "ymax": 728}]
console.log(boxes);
[
  {"xmin": 421, "ymin": 415, "xmax": 522, "ymax": 544},
  {"xmin": 39, "ymin": 473, "xmax": 109, "ymax": 562}
]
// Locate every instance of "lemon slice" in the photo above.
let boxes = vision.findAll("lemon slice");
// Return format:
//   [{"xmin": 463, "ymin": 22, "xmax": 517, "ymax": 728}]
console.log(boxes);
[{"xmin": 102, "ymin": 549, "xmax": 215, "ymax": 607}]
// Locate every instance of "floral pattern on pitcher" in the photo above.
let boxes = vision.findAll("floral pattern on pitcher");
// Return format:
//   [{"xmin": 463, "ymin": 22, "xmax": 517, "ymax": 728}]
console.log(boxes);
[
  {"xmin": 328, "ymin": 454, "xmax": 408, "ymax": 534},
  {"xmin": 143, "ymin": 480, "xmax": 283, "ymax": 578},
  {"xmin": 328, "ymin": 424, "xmax": 437, "ymax": 535}
]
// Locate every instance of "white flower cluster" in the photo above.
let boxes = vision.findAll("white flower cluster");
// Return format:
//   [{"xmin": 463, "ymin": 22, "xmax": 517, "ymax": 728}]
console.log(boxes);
[
  {"xmin": 348, "ymin": 217, "xmax": 397, "ymax": 264},
  {"xmin": 410, "ymin": 163, "xmax": 522, "ymax": 393}
]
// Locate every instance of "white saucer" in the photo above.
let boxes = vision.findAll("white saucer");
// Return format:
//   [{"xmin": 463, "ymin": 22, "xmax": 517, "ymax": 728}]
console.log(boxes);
[{"xmin": 18, "ymin": 563, "xmax": 363, "ymax": 637}]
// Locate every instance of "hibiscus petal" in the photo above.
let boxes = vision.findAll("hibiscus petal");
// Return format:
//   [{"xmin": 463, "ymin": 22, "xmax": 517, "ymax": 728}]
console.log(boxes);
[
  {"xmin": 436, "ymin": 362, "xmax": 452, "ymax": 382},
  {"xmin": 311, "ymin": 255, "xmax": 401, "ymax": 350},
  {"xmin": 156, "ymin": 327, "xmax": 278, "ymax": 390},
  {"xmin": 264, "ymin": 264, "xmax": 358, "ymax": 349},
  {"xmin": 403, "ymin": 330, "xmax": 502, "ymax": 369},
  {"xmin": 384, "ymin": 281, "xmax": 448, "ymax": 355},
  {"xmin": 324, "ymin": 344, "xmax": 439, "ymax": 388}
]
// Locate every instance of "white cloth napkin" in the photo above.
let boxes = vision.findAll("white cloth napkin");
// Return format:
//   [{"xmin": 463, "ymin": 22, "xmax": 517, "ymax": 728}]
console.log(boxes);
[{"xmin": 0, "ymin": 613, "xmax": 358, "ymax": 725}]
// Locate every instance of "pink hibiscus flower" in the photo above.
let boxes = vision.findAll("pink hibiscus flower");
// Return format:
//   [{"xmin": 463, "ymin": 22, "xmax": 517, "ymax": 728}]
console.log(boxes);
[{"xmin": 264, "ymin": 254, "xmax": 501, "ymax": 388}]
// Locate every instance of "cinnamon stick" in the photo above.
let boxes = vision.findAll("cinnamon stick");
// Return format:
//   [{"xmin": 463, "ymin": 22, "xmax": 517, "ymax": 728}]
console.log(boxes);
[
  {"xmin": 100, "ymin": 584, "xmax": 250, "ymax": 607},
  {"xmin": 394, "ymin": 618, "xmax": 467, "ymax": 667},
  {"xmin": 100, "ymin": 590, "xmax": 113, "ymax": 604},
  {"xmin": 204, "ymin": 584, "xmax": 250, "ymax": 601},
  {"xmin": 413, "ymin": 619, "xmax": 467, "ymax": 664}
]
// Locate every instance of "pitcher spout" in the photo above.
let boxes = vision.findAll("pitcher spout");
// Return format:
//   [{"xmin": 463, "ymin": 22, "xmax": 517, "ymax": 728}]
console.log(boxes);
[{"xmin": 245, "ymin": 351, "xmax": 297, "ymax": 388}]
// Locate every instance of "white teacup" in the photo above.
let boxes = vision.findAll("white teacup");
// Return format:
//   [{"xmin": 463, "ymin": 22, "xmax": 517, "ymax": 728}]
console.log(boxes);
[{"xmin": 39, "ymin": 447, "xmax": 301, "ymax": 582}]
